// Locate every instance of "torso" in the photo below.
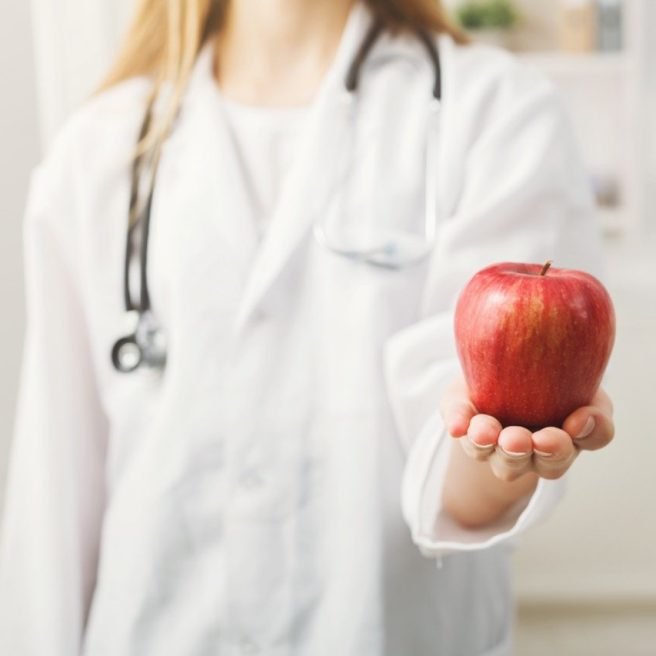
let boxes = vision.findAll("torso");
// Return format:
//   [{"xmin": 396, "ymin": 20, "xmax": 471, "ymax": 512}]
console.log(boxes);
[{"xmin": 44, "ymin": 13, "xmax": 532, "ymax": 653}]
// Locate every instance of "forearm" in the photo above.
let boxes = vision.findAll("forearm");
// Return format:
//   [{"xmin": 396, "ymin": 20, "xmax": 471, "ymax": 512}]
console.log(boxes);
[{"xmin": 442, "ymin": 439, "xmax": 538, "ymax": 529}]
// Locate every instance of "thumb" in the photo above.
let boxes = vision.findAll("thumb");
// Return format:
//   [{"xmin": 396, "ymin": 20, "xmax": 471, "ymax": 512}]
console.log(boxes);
[{"xmin": 439, "ymin": 378, "xmax": 477, "ymax": 438}]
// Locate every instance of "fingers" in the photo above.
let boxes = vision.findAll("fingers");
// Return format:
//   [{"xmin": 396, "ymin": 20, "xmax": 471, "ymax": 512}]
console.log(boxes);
[
  {"xmin": 531, "ymin": 427, "xmax": 578, "ymax": 479},
  {"xmin": 469, "ymin": 414, "xmax": 503, "ymax": 448},
  {"xmin": 442, "ymin": 382, "xmax": 615, "ymax": 485},
  {"xmin": 439, "ymin": 379, "xmax": 477, "ymax": 437},
  {"xmin": 460, "ymin": 414, "xmax": 502, "ymax": 461},
  {"xmin": 498, "ymin": 425, "xmax": 533, "ymax": 455},
  {"xmin": 459, "ymin": 421, "xmax": 578, "ymax": 482},
  {"xmin": 488, "ymin": 426, "xmax": 533, "ymax": 481},
  {"xmin": 562, "ymin": 404, "xmax": 615, "ymax": 452}
]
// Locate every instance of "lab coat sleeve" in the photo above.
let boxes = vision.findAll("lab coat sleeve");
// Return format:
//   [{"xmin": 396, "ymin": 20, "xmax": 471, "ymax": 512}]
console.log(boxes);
[
  {"xmin": 0, "ymin": 130, "xmax": 108, "ymax": 654},
  {"xmin": 384, "ymin": 57, "xmax": 603, "ymax": 558}
]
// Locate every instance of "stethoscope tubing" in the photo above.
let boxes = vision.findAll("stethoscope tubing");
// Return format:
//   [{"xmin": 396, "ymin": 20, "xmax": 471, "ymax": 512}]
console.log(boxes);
[{"xmin": 111, "ymin": 18, "xmax": 442, "ymax": 373}]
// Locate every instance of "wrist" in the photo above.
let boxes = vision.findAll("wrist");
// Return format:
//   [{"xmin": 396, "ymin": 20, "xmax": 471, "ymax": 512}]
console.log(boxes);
[{"xmin": 442, "ymin": 440, "xmax": 538, "ymax": 529}]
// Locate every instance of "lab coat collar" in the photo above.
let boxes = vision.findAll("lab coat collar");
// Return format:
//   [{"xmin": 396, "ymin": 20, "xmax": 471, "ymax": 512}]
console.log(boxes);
[{"xmin": 175, "ymin": 2, "xmax": 376, "ymax": 333}]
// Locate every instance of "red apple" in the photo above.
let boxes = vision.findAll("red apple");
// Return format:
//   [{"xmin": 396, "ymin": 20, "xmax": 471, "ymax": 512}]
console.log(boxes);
[{"xmin": 454, "ymin": 261, "xmax": 615, "ymax": 429}]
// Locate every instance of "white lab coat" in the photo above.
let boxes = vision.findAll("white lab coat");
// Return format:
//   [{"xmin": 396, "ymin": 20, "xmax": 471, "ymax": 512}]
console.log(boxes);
[{"xmin": 0, "ymin": 4, "xmax": 602, "ymax": 655}]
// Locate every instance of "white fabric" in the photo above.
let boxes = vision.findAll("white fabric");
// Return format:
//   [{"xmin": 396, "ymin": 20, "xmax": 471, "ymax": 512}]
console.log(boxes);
[
  {"xmin": 220, "ymin": 98, "xmax": 310, "ymax": 240},
  {"xmin": 0, "ymin": 3, "xmax": 602, "ymax": 655}
]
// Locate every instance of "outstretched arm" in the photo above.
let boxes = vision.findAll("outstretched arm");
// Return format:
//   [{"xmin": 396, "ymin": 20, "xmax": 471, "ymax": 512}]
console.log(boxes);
[{"xmin": 440, "ymin": 378, "xmax": 614, "ymax": 529}]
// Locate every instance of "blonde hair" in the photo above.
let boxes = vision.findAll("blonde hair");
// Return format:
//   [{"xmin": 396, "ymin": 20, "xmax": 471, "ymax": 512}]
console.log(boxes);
[{"xmin": 101, "ymin": 0, "xmax": 465, "ymax": 152}]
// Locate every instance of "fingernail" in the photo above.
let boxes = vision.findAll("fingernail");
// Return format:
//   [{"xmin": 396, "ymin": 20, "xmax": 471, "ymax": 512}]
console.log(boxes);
[
  {"xmin": 575, "ymin": 417, "xmax": 595, "ymax": 439},
  {"xmin": 470, "ymin": 439, "xmax": 495, "ymax": 453},
  {"xmin": 500, "ymin": 447, "xmax": 528, "ymax": 459},
  {"xmin": 534, "ymin": 450, "xmax": 553, "ymax": 457}
]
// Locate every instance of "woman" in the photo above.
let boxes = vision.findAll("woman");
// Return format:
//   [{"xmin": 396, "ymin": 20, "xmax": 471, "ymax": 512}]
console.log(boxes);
[{"xmin": 0, "ymin": 0, "xmax": 615, "ymax": 654}]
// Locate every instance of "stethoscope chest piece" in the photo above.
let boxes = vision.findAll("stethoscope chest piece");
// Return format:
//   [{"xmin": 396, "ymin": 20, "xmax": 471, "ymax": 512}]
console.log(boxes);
[
  {"xmin": 111, "ymin": 310, "xmax": 166, "ymax": 373},
  {"xmin": 111, "ymin": 335, "xmax": 143, "ymax": 373}
]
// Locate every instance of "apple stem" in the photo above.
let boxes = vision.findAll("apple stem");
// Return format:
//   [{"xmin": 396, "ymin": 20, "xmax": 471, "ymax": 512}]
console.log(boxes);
[{"xmin": 540, "ymin": 260, "xmax": 553, "ymax": 276}]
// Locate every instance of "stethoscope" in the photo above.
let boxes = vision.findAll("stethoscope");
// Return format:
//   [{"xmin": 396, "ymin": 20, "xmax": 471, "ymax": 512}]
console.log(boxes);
[{"xmin": 111, "ymin": 18, "xmax": 442, "ymax": 374}]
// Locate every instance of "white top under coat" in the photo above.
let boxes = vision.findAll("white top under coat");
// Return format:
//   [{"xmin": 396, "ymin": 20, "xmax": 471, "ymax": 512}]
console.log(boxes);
[{"xmin": 220, "ymin": 98, "xmax": 310, "ymax": 241}]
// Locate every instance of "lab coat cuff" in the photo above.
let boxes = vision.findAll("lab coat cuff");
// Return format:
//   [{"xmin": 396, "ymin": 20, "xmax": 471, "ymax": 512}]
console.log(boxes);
[{"xmin": 402, "ymin": 411, "xmax": 566, "ymax": 559}]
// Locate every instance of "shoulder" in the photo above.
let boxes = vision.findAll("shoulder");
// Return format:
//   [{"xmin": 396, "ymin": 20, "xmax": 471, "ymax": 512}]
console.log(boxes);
[
  {"xmin": 41, "ymin": 76, "xmax": 151, "ymax": 178},
  {"xmin": 23, "ymin": 78, "xmax": 150, "ymax": 254},
  {"xmin": 436, "ymin": 35, "xmax": 572, "ymax": 152},
  {"xmin": 27, "ymin": 77, "xmax": 151, "ymax": 231},
  {"xmin": 30, "ymin": 76, "xmax": 152, "ymax": 211},
  {"xmin": 439, "ymin": 35, "xmax": 561, "ymax": 113},
  {"xmin": 439, "ymin": 35, "xmax": 555, "ymax": 92}
]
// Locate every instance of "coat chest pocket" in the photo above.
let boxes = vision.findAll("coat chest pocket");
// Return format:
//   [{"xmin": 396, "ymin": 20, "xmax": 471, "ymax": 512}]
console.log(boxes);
[
  {"xmin": 306, "ymin": 240, "xmax": 431, "ymax": 385},
  {"xmin": 311, "ymin": 232, "xmax": 430, "ymax": 320}
]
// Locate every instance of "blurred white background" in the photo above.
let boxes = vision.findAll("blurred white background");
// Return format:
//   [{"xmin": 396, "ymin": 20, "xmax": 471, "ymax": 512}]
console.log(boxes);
[
  {"xmin": 1, "ymin": 1, "xmax": 654, "ymax": 654},
  {"xmin": 0, "ymin": 2, "xmax": 38, "ymax": 506}
]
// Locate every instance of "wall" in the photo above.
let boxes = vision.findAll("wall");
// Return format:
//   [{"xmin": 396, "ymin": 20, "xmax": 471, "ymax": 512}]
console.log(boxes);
[
  {"xmin": 646, "ymin": 1, "xmax": 656, "ymax": 234},
  {"xmin": 0, "ymin": 2, "xmax": 40, "ymax": 507}
]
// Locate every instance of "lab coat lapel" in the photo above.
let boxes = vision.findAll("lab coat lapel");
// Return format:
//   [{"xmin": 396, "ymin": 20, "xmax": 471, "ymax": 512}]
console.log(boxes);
[
  {"xmin": 174, "ymin": 47, "xmax": 260, "ymax": 276},
  {"xmin": 234, "ymin": 4, "xmax": 374, "ymax": 331}
]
